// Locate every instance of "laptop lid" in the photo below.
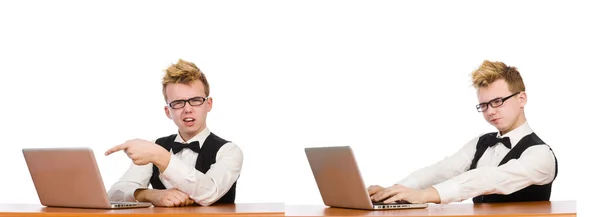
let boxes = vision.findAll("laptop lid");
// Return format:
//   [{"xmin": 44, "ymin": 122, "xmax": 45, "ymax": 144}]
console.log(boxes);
[
  {"xmin": 22, "ymin": 147, "xmax": 142, "ymax": 209},
  {"xmin": 304, "ymin": 146, "xmax": 428, "ymax": 210}
]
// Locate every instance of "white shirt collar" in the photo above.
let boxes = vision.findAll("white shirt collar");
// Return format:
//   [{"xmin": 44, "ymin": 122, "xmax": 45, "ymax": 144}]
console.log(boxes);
[
  {"xmin": 497, "ymin": 121, "xmax": 533, "ymax": 148},
  {"xmin": 174, "ymin": 127, "xmax": 211, "ymax": 148}
]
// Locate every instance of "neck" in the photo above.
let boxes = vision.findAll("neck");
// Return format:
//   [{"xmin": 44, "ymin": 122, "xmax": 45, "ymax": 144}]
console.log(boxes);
[
  {"xmin": 180, "ymin": 125, "xmax": 207, "ymax": 142},
  {"xmin": 500, "ymin": 113, "xmax": 526, "ymax": 136}
]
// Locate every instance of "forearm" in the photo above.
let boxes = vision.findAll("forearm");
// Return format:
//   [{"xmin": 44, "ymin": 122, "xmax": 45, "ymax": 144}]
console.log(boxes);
[
  {"xmin": 159, "ymin": 158, "xmax": 223, "ymax": 206},
  {"xmin": 424, "ymin": 187, "xmax": 441, "ymax": 203},
  {"xmin": 398, "ymin": 141, "xmax": 476, "ymax": 189},
  {"xmin": 107, "ymin": 182, "xmax": 141, "ymax": 202},
  {"xmin": 432, "ymin": 146, "xmax": 556, "ymax": 204},
  {"xmin": 134, "ymin": 188, "xmax": 157, "ymax": 202},
  {"xmin": 185, "ymin": 174, "xmax": 221, "ymax": 206},
  {"xmin": 433, "ymin": 167, "xmax": 504, "ymax": 204},
  {"xmin": 153, "ymin": 150, "xmax": 172, "ymax": 173},
  {"xmin": 107, "ymin": 163, "xmax": 152, "ymax": 202},
  {"xmin": 398, "ymin": 159, "xmax": 469, "ymax": 189},
  {"xmin": 432, "ymin": 167, "xmax": 543, "ymax": 204},
  {"xmin": 160, "ymin": 143, "xmax": 243, "ymax": 206},
  {"xmin": 106, "ymin": 141, "xmax": 166, "ymax": 202},
  {"xmin": 398, "ymin": 166, "xmax": 447, "ymax": 189}
]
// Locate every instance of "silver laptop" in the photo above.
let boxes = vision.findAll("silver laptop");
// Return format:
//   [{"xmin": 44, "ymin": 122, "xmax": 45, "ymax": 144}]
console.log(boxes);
[
  {"xmin": 22, "ymin": 147, "xmax": 152, "ymax": 209},
  {"xmin": 305, "ymin": 146, "xmax": 428, "ymax": 210}
]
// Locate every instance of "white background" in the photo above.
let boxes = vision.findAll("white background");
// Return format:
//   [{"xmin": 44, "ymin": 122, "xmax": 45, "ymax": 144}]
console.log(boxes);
[{"xmin": 0, "ymin": 0, "xmax": 597, "ymax": 215}]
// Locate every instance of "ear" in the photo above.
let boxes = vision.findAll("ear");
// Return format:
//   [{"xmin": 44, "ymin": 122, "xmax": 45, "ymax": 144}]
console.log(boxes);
[
  {"xmin": 518, "ymin": 92, "xmax": 527, "ymax": 108},
  {"xmin": 164, "ymin": 106, "xmax": 173, "ymax": 119},
  {"xmin": 206, "ymin": 97, "xmax": 213, "ymax": 112}
]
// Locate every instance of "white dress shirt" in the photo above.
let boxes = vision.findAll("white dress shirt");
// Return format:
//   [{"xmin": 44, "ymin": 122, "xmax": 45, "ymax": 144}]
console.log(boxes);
[
  {"xmin": 396, "ymin": 121, "xmax": 556, "ymax": 204},
  {"xmin": 107, "ymin": 127, "xmax": 243, "ymax": 206}
]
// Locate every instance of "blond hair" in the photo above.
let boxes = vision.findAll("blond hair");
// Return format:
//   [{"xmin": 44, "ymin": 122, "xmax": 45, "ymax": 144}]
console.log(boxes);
[
  {"xmin": 471, "ymin": 60, "xmax": 525, "ymax": 93},
  {"xmin": 161, "ymin": 59, "xmax": 210, "ymax": 101}
]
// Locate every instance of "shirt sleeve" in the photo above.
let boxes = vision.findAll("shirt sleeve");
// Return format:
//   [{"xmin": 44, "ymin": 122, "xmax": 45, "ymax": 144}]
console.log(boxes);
[
  {"xmin": 106, "ymin": 162, "xmax": 153, "ymax": 202},
  {"xmin": 159, "ymin": 142, "xmax": 243, "ymax": 206},
  {"xmin": 396, "ymin": 136, "xmax": 479, "ymax": 190},
  {"xmin": 432, "ymin": 145, "xmax": 557, "ymax": 204}
]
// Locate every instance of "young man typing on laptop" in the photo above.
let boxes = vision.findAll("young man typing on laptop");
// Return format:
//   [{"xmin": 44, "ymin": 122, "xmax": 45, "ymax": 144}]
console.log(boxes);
[
  {"xmin": 368, "ymin": 60, "xmax": 558, "ymax": 204},
  {"xmin": 105, "ymin": 59, "xmax": 243, "ymax": 207}
]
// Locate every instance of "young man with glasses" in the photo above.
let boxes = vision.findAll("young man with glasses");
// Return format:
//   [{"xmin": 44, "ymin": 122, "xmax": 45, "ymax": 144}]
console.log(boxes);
[
  {"xmin": 105, "ymin": 59, "xmax": 243, "ymax": 207},
  {"xmin": 368, "ymin": 60, "xmax": 558, "ymax": 204}
]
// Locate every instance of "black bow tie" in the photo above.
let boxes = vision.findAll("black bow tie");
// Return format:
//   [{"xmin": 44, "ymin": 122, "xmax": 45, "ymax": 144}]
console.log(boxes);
[
  {"xmin": 171, "ymin": 141, "xmax": 201, "ymax": 154},
  {"xmin": 485, "ymin": 136, "xmax": 512, "ymax": 149}
]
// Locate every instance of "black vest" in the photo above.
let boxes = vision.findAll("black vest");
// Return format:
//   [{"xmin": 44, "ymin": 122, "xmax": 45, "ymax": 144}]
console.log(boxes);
[
  {"xmin": 150, "ymin": 133, "xmax": 237, "ymax": 204},
  {"xmin": 469, "ymin": 132, "xmax": 558, "ymax": 203}
]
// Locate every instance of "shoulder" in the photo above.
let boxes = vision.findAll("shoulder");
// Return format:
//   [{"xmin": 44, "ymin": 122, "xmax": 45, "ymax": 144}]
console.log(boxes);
[
  {"xmin": 155, "ymin": 134, "xmax": 177, "ymax": 143},
  {"xmin": 521, "ymin": 142, "xmax": 555, "ymax": 157},
  {"xmin": 153, "ymin": 134, "xmax": 177, "ymax": 149},
  {"xmin": 527, "ymin": 133, "xmax": 548, "ymax": 146},
  {"xmin": 462, "ymin": 132, "xmax": 496, "ymax": 148},
  {"xmin": 518, "ymin": 135, "xmax": 556, "ymax": 169},
  {"xmin": 208, "ymin": 132, "xmax": 230, "ymax": 144},
  {"xmin": 217, "ymin": 141, "xmax": 243, "ymax": 159},
  {"xmin": 478, "ymin": 132, "xmax": 497, "ymax": 140},
  {"xmin": 221, "ymin": 141, "xmax": 242, "ymax": 154},
  {"xmin": 475, "ymin": 132, "xmax": 497, "ymax": 146},
  {"xmin": 517, "ymin": 144, "xmax": 557, "ymax": 178},
  {"xmin": 208, "ymin": 132, "xmax": 243, "ymax": 155}
]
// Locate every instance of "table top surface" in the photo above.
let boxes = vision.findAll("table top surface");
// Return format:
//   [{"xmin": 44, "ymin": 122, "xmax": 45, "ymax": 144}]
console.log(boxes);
[
  {"xmin": 0, "ymin": 202, "xmax": 285, "ymax": 216},
  {"xmin": 0, "ymin": 201, "xmax": 576, "ymax": 217},
  {"xmin": 285, "ymin": 200, "xmax": 577, "ymax": 217}
]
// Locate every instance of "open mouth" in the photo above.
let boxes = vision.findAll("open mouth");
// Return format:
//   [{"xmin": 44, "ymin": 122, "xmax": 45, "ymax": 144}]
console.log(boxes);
[{"xmin": 183, "ymin": 118, "xmax": 196, "ymax": 126}]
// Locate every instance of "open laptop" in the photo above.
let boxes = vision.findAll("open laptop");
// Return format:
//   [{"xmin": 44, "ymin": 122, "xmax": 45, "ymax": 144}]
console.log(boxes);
[
  {"xmin": 22, "ymin": 147, "xmax": 152, "ymax": 209},
  {"xmin": 304, "ymin": 146, "xmax": 428, "ymax": 210}
]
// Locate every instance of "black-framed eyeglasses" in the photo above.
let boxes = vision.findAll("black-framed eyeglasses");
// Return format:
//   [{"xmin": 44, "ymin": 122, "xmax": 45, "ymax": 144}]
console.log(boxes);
[
  {"xmin": 168, "ymin": 96, "xmax": 208, "ymax": 109},
  {"xmin": 476, "ymin": 92, "xmax": 520, "ymax": 112}
]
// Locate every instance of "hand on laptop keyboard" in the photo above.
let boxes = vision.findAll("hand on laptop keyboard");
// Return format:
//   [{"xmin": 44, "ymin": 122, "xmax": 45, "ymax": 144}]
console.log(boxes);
[
  {"xmin": 370, "ymin": 184, "xmax": 439, "ymax": 204},
  {"xmin": 368, "ymin": 185, "xmax": 411, "ymax": 204},
  {"xmin": 372, "ymin": 200, "xmax": 411, "ymax": 205}
]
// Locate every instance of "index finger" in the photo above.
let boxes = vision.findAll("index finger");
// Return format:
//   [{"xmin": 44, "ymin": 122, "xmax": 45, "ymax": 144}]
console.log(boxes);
[
  {"xmin": 367, "ymin": 185, "xmax": 381, "ymax": 195},
  {"xmin": 383, "ymin": 194, "xmax": 405, "ymax": 204},
  {"xmin": 367, "ymin": 188, "xmax": 376, "ymax": 195},
  {"xmin": 105, "ymin": 143, "xmax": 128, "ymax": 156},
  {"xmin": 373, "ymin": 188, "xmax": 396, "ymax": 202}
]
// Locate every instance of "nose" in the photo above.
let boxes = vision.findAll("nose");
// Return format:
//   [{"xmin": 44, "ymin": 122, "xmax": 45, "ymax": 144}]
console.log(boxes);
[
  {"xmin": 182, "ymin": 101, "xmax": 194, "ymax": 112},
  {"xmin": 484, "ymin": 105, "xmax": 497, "ymax": 116}
]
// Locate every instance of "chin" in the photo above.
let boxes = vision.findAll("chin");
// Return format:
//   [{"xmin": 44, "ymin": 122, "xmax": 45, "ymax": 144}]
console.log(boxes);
[
  {"xmin": 490, "ymin": 123, "xmax": 506, "ymax": 132},
  {"xmin": 497, "ymin": 125, "xmax": 511, "ymax": 133},
  {"xmin": 176, "ymin": 125, "xmax": 195, "ymax": 133},
  {"xmin": 183, "ymin": 127, "xmax": 200, "ymax": 134}
]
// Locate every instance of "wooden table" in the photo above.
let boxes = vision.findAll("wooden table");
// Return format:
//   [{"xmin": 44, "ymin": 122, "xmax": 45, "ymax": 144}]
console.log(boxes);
[
  {"xmin": 0, "ymin": 201, "xmax": 576, "ymax": 217},
  {"xmin": 285, "ymin": 201, "xmax": 576, "ymax": 217},
  {"xmin": 0, "ymin": 203, "xmax": 284, "ymax": 217}
]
